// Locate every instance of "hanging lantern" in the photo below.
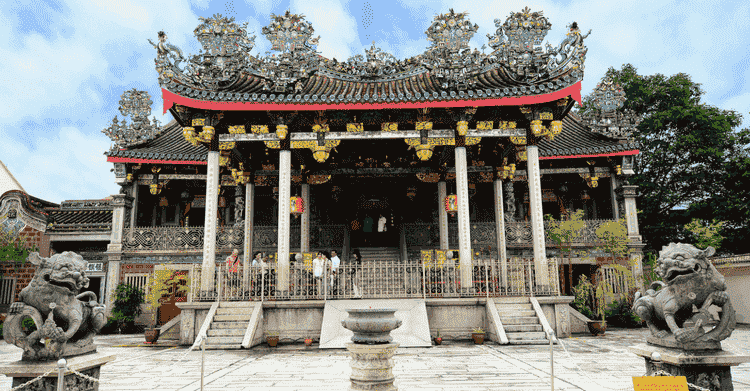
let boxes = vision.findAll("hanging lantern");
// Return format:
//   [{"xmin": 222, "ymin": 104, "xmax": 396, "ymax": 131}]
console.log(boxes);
[
  {"xmin": 406, "ymin": 186, "xmax": 417, "ymax": 201},
  {"xmin": 149, "ymin": 183, "xmax": 162, "ymax": 195},
  {"xmin": 581, "ymin": 190, "xmax": 591, "ymax": 200},
  {"xmin": 312, "ymin": 145, "xmax": 329, "ymax": 162},
  {"xmin": 276, "ymin": 125, "xmax": 288, "ymax": 139},
  {"xmin": 444, "ymin": 195, "xmax": 458, "ymax": 216},
  {"xmin": 456, "ymin": 120, "xmax": 468, "ymax": 136},
  {"xmin": 530, "ymin": 120, "xmax": 544, "ymax": 136},
  {"xmin": 290, "ymin": 196, "xmax": 305, "ymax": 217},
  {"xmin": 415, "ymin": 144, "xmax": 434, "ymax": 161}
]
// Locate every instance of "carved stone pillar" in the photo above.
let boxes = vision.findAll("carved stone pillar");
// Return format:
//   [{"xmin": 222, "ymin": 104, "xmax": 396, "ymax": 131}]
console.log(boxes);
[
  {"xmin": 243, "ymin": 182, "xmax": 254, "ymax": 287},
  {"xmin": 620, "ymin": 184, "xmax": 644, "ymax": 289},
  {"xmin": 526, "ymin": 145, "xmax": 549, "ymax": 288},
  {"xmin": 438, "ymin": 181, "xmax": 449, "ymax": 249},
  {"xmin": 277, "ymin": 149, "xmax": 291, "ymax": 293},
  {"xmin": 130, "ymin": 184, "xmax": 138, "ymax": 228},
  {"xmin": 301, "ymin": 183, "xmax": 310, "ymax": 253},
  {"xmin": 494, "ymin": 179, "xmax": 508, "ymax": 288},
  {"xmin": 200, "ymin": 150, "xmax": 220, "ymax": 294},
  {"xmin": 455, "ymin": 146, "xmax": 472, "ymax": 290},
  {"xmin": 105, "ymin": 194, "xmax": 133, "ymax": 314},
  {"xmin": 504, "ymin": 181, "xmax": 516, "ymax": 222},
  {"xmin": 610, "ymin": 175, "xmax": 619, "ymax": 220}
]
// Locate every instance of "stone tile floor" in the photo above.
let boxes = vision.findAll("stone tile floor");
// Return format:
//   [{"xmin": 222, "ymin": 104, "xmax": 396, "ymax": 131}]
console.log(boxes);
[{"xmin": 2, "ymin": 327, "xmax": 750, "ymax": 390}]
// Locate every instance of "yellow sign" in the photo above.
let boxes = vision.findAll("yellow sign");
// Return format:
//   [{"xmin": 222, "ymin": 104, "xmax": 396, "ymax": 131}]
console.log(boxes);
[{"xmin": 632, "ymin": 376, "xmax": 688, "ymax": 391}]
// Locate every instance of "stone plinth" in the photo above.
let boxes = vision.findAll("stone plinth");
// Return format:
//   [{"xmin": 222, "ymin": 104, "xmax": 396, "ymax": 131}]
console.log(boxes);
[
  {"xmin": 630, "ymin": 344, "xmax": 750, "ymax": 391},
  {"xmin": 346, "ymin": 343, "xmax": 399, "ymax": 391},
  {"xmin": 0, "ymin": 352, "xmax": 115, "ymax": 391}
]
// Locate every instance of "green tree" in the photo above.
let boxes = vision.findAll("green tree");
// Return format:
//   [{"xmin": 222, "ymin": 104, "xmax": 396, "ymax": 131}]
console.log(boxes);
[
  {"xmin": 579, "ymin": 64, "xmax": 750, "ymax": 254},
  {"xmin": 0, "ymin": 214, "xmax": 38, "ymax": 278},
  {"xmin": 111, "ymin": 283, "xmax": 144, "ymax": 333},
  {"xmin": 546, "ymin": 209, "xmax": 585, "ymax": 294},
  {"xmin": 684, "ymin": 218, "xmax": 724, "ymax": 251}
]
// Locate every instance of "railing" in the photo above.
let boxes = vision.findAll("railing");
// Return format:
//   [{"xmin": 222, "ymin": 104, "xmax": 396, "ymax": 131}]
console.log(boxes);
[
  {"xmin": 122, "ymin": 224, "xmax": 341, "ymax": 252},
  {"xmin": 713, "ymin": 253, "xmax": 750, "ymax": 267},
  {"xmin": 191, "ymin": 256, "xmax": 560, "ymax": 302}
]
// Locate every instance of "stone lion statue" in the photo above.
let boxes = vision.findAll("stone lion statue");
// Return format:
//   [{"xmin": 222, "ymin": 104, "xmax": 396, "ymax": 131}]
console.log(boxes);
[
  {"xmin": 632, "ymin": 243, "xmax": 735, "ymax": 349},
  {"xmin": 4, "ymin": 252, "xmax": 107, "ymax": 361}
]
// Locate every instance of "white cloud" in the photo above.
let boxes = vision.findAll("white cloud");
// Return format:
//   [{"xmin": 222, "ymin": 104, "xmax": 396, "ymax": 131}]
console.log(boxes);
[{"xmin": 290, "ymin": 0, "xmax": 361, "ymax": 60}]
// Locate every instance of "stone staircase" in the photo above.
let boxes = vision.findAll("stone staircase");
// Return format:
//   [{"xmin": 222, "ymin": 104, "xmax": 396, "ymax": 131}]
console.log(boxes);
[
  {"xmin": 358, "ymin": 247, "xmax": 401, "ymax": 262},
  {"xmin": 204, "ymin": 302, "xmax": 254, "ymax": 349},
  {"xmin": 493, "ymin": 297, "xmax": 548, "ymax": 345}
]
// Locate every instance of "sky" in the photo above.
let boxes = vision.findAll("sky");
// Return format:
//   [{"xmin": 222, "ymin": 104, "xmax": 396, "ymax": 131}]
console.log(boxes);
[{"xmin": 1, "ymin": 0, "xmax": 749, "ymax": 204}]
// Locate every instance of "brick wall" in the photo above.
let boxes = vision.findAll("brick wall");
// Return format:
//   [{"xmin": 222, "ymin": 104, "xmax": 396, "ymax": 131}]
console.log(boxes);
[
  {"xmin": 19, "ymin": 226, "xmax": 50, "ymax": 257},
  {"xmin": 0, "ymin": 262, "xmax": 37, "ymax": 304}
]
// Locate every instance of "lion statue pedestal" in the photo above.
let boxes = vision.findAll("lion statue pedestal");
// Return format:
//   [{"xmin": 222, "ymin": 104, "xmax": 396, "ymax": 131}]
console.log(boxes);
[
  {"xmin": 0, "ymin": 252, "xmax": 115, "ymax": 391},
  {"xmin": 628, "ymin": 243, "xmax": 750, "ymax": 391}
]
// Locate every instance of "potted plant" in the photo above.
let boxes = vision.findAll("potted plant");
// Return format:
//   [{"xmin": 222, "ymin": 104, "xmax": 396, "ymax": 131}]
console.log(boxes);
[
  {"xmin": 266, "ymin": 331, "xmax": 279, "ymax": 347},
  {"xmin": 144, "ymin": 265, "xmax": 189, "ymax": 344},
  {"xmin": 304, "ymin": 337, "xmax": 313, "ymax": 347},
  {"xmin": 434, "ymin": 330, "xmax": 442, "ymax": 345},
  {"xmin": 111, "ymin": 283, "xmax": 144, "ymax": 334},
  {"xmin": 471, "ymin": 328, "xmax": 485, "ymax": 344}
]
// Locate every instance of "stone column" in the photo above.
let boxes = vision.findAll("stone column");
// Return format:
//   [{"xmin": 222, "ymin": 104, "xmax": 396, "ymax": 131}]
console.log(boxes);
[
  {"xmin": 438, "ymin": 181, "xmax": 449, "ymax": 249},
  {"xmin": 609, "ymin": 175, "xmax": 619, "ymax": 220},
  {"xmin": 200, "ymin": 150, "xmax": 220, "ymax": 294},
  {"xmin": 494, "ymin": 179, "xmax": 508, "ymax": 288},
  {"xmin": 455, "ymin": 146, "xmax": 473, "ymax": 291},
  {"xmin": 301, "ymin": 183, "xmax": 310, "ymax": 253},
  {"xmin": 277, "ymin": 149, "xmax": 292, "ymax": 293},
  {"xmin": 105, "ymin": 194, "xmax": 132, "ymax": 314},
  {"xmin": 130, "ymin": 184, "xmax": 138, "ymax": 228},
  {"xmin": 621, "ymin": 184, "xmax": 644, "ymax": 289},
  {"xmin": 243, "ymin": 182, "xmax": 254, "ymax": 286},
  {"xmin": 526, "ymin": 145, "xmax": 550, "ymax": 288}
]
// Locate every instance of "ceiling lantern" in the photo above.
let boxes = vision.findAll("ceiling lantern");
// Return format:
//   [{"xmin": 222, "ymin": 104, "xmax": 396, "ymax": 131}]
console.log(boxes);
[
  {"xmin": 406, "ymin": 186, "xmax": 417, "ymax": 201},
  {"xmin": 290, "ymin": 196, "xmax": 305, "ymax": 217},
  {"xmin": 415, "ymin": 144, "xmax": 434, "ymax": 161},
  {"xmin": 444, "ymin": 195, "xmax": 458, "ymax": 216},
  {"xmin": 312, "ymin": 145, "xmax": 330, "ymax": 162}
]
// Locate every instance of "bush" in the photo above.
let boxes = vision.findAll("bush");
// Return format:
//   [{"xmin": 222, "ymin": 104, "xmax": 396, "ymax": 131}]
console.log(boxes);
[
  {"xmin": 111, "ymin": 283, "xmax": 144, "ymax": 333},
  {"xmin": 605, "ymin": 300, "xmax": 643, "ymax": 328}
]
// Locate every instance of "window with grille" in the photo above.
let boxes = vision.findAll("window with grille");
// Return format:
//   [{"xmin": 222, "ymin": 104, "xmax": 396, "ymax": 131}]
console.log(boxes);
[
  {"xmin": 123, "ymin": 273, "xmax": 149, "ymax": 294},
  {"xmin": 0, "ymin": 278, "xmax": 17, "ymax": 304}
]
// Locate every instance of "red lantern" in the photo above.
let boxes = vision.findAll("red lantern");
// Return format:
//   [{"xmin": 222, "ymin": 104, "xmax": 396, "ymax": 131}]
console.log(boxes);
[
  {"xmin": 290, "ymin": 196, "xmax": 305, "ymax": 217},
  {"xmin": 444, "ymin": 195, "xmax": 458, "ymax": 216}
]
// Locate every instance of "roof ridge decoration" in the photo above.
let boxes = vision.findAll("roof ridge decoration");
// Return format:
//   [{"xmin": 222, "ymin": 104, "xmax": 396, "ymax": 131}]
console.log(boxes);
[
  {"xmin": 488, "ymin": 7, "xmax": 590, "ymax": 83},
  {"xmin": 151, "ymin": 8, "xmax": 590, "ymax": 102},
  {"xmin": 102, "ymin": 89, "xmax": 161, "ymax": 149},
  {"xmin": 581, "ymin": 77, "xmax": 641, "ymax": 139}
]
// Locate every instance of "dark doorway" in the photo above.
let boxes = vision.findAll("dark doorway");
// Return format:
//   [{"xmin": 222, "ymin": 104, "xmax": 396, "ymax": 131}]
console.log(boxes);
[{"xmin": 82, "ymin": 277, "xmax": 102, "ymax": 302}]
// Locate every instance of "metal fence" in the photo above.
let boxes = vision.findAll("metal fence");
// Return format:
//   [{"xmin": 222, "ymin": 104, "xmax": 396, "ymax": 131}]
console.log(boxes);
[{"xmin": 189, "ymin": 256, "xmax": 560, "ymax": 302}]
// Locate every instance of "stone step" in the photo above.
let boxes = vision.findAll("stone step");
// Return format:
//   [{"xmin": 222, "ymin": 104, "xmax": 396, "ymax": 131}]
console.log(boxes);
[
  {"xmin": 496, "ymin": 303, "xmax": 533, "ymax": 311},
  {"xmin": 507, "ymin": 331, "xmax": 547, "ymax": 340},
  {"xmin": 211, "ymin": 321, "xmax": 248, "ymax": 329},
  {"xmin": 499, "ymin": 316, "xmax": 539, "ymax": 325},
  {"xmin": 208, "ymin": 328, "xmax": 245, "ymax": 337},
  {"xmin": 213, "ymin": 314, "xmax": 252, "ymax": 322},
  {"xmin": 503, "ymin": 324, "xmax": 543, "ymax": 333},
  {"xmin": 507, "ymin": 339, "xmax": 549, "ymax": 345},
  {"xmin": 204, "ymin": 344, "xmax": 243, "ymax": 350},
  {"xmin": 215, "ymin": 307, "xmax": 254, "ymax": 315},
  {"xmin": 498, "ymin": 310, "xmax": 536, "ymax": 318},
  {"xmin": 219, "ymin": 301, "xmax": 257, "ymax": 308},
  {"xmin": 206, "ymin": 336, "xmax": 243, "ymax": 345},
  {"xmin": 492, "ymin": 297, "xmax": 531, "ymax": 304}
]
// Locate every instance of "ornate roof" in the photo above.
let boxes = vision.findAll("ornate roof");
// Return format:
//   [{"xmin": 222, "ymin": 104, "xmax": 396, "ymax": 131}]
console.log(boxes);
[
  {"xmin": 45, "ymin": 199, "xmax": 113, "ymax": 233},
  {"xmin": 151, "ymin": 8, "xmax": 590, "ymax": 109},
  {"xmin": 106, "ymin": 112, "xmax": 637, "ymax": 165}
]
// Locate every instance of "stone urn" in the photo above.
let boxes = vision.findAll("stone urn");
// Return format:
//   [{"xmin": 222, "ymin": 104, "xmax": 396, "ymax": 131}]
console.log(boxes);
[
  {"xmin": 342, "ymin": 308, "xmax": 403, "ymax": 391},
  {"xmin": 341, "ymin": 308, "xmax": 402, "ymax": 344}
]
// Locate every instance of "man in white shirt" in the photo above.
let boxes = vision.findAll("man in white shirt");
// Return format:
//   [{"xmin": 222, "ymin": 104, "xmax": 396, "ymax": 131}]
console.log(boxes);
[{"xmin": 329, "ymin": 250, "xmax": 341, "ymax": 293}]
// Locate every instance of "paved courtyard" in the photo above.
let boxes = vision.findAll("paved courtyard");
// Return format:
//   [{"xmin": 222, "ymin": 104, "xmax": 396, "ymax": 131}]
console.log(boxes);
[{"xmin": 3, "ymin": 327, "xmax": 750, "ymax": 390}]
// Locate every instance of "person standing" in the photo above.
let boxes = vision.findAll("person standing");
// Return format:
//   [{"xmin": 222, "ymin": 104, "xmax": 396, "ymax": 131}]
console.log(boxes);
[
  {"xmin": 349, "ymin": 249, "xmax": 362, "ymax": 298},
  {"xmin": 312, "ymin": 251, "xmax": 328, "ymax": 297},
  {"xmin": 329, "ymin": 250, "xmax": 341, "ymax": 294}
]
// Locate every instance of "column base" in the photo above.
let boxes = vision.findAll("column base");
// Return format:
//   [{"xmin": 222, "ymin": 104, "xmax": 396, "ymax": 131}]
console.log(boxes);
[
  {"xmin": 1, "ymin": 352, "xmax": 115, "ymax": 391},
  {"xmin": 630, "ymin": 344, "xmax": 750, "ymax": 391},
  {"xmin": 346, "ymin": 342, "xmax": 399, "ymax": 390}
]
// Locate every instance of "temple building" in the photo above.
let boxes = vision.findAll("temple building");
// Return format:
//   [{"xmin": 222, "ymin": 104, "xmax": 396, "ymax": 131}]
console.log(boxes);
[{"xmin": 3, "ymin": 8, "xmax": 644, "ymax": 346}]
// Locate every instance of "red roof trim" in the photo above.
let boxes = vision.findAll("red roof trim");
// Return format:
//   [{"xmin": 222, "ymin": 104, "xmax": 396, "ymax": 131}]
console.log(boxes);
[
  {"xmin": 107, "ymin": 157, "xmax": 206, "ymax": 165},
  {"xmin": 539, "ymin": 149, "xmax": 639, "ymax": 160},
  {"xmin": 162, "ymin": 82, "xmax": 582, "ymax": 114}
]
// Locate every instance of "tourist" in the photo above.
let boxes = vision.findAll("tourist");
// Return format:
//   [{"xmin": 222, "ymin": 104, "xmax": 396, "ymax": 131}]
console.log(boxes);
[
  {"xmin": 225, "ymin": 249, "xmax": 240, "ymax": 292},
  {"xmin": 330, "ymin": 250, "xmax": 341, "ymax": 294},
  {"xmin": 350, "ymin": 249, "xmax": 362, "ymax": 298},
  {"xmin": 312, "ymin": 251, "xmax": 328, "ymax": 296}
]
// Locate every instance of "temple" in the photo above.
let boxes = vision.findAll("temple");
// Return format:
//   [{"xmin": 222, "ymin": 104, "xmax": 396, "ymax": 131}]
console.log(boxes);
[{"xmin": 2, "ymin": 8, "xmax": 645, "ymax": 346}]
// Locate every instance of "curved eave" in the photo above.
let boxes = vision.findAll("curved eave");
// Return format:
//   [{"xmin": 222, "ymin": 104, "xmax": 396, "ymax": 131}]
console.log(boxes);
[
  {"xmin": 162, "ymin": 82, "xmax": 582, "ymax": 114},
  {"xmin": 539, "ymin": 149, "xmax": 639, "ymax": 160}
]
